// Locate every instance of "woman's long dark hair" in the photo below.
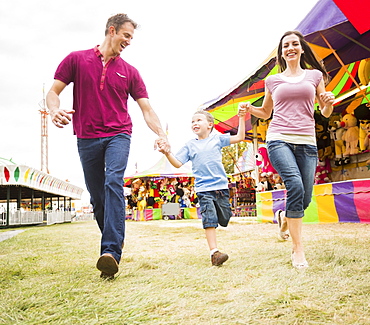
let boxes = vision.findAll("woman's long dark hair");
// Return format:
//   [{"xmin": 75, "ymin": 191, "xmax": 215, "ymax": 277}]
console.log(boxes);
[{"xmin": 277, "ymin": 31, "xmax": 330, "ymax": 84}]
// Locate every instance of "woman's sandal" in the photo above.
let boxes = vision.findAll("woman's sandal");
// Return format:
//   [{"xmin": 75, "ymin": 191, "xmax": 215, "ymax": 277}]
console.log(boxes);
[
  {"xmin": 291, "ymin": 251, "xmax": 309, "ymax": 269},
  {"xmin": 275, "ymin": 209, "xmax": 289, "ymax": 241}
]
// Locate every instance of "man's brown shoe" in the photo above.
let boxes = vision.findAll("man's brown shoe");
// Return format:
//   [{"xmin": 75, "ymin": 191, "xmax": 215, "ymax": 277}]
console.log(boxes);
[
  {"xmin": 96, "ymin": 253, "xmax": 119, "ymax": 277},
  {"xmin": 100, "ymin": 272, "xmax": 115, "ymax": 280},
  {"xmin": 211, "ymin": 251, "xmax": 229, "ymax": 266}
]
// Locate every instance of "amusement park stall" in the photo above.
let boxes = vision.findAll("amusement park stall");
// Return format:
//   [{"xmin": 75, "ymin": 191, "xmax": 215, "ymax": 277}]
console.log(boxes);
[
  {"xmin": 0, "ymin": 158, "xmax": 84, "ymax": 227},
  {"xmin": 124, "ymin": 156, "xmax": 202, "ymax": 221},
  {"xmin": 200, "ymin": 0, "xmax": 370, "ymax": 223}
]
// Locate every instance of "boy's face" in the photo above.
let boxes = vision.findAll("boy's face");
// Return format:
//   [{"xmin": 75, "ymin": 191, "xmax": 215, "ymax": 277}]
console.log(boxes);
[{"xmin": 191, "ymin": 113, "xmax": 213, "ymax": 138}]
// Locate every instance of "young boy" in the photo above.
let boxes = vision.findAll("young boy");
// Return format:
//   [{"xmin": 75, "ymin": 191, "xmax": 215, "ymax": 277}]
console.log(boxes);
[{"xmin": 159, "ymin": 108, "xmax": 246, "ymax": 266}]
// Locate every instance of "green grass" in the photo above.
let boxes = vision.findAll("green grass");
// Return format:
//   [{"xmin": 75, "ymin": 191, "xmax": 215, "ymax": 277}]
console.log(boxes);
[{"xmin": 0, "ymin": 219, "xmax": 369, "ymax": 324}]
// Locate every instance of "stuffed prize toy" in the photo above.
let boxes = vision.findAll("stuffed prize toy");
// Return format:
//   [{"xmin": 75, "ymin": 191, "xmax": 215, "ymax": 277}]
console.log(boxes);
[
  {"xmin": 328, "ymin": 114, "xmax": 346, "ymax": 166},
  {"xmin": 354, "ymin": 103, "xmax": 370, "ymax": 152},
  {"xmin": 341, "ymin": 113, "xmax": 359, "ymax": 157},
  {"xmin": 255, "ymin": 147, "xmax": 277, "ymax": 176}
]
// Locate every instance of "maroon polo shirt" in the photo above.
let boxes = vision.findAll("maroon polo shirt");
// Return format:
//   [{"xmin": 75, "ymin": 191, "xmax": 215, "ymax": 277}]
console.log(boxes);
[{"xmin": 54, "ymin": 46, "xmax": 149, "ymax": 138}]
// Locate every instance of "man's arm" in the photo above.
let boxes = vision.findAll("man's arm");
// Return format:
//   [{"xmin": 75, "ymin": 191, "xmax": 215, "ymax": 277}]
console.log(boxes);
[
  {"xmin": 136, "ymin": 98, "xmax": 170, "ymax": 152},
  {"xmin": 46, "ymin": 79, "xmax": 75, "ymax": 128}
]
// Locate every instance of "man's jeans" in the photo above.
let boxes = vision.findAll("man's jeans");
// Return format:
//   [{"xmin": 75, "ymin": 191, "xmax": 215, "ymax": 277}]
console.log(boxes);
[
  {"xmin": 267, "ymin": 140, "xmax": 318, "ymax": 218},
  {"xmin": 77, "ymin": 133, "xmax": 131, "ymax": 263}
]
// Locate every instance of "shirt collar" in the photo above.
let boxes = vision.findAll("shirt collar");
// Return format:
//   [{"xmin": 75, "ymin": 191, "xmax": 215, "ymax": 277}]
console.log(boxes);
[{"xmin": 94, "ymin": 45, "xmax": 119, "ymax": 61}]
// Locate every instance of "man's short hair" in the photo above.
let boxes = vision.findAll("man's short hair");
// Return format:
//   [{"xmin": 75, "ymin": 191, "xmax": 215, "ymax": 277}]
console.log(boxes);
[{"xmin": 105, "ymin": 13, "xmax": 138, "ymax": 35}]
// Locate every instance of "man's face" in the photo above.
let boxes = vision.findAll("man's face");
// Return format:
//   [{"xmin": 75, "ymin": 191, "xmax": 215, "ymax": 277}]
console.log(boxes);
[{"xmin": 110, "ymin": 22, "xmax": 135, "ymax": 56}]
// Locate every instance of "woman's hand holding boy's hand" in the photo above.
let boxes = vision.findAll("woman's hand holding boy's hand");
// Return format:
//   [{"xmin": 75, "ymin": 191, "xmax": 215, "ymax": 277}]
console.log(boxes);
[
  {"xmin": 238, "ymin": 102, "xmax": 252, "ymax": 114},
  {"xmin": 238, "ymin": 106, "xmax": 247, "ymax": 118}
]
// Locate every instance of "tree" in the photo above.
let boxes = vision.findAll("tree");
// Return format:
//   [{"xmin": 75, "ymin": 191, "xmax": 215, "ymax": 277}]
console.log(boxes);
[{"xmin": 222, "ymin": 142, "xmax": 248, "ymax": 174}]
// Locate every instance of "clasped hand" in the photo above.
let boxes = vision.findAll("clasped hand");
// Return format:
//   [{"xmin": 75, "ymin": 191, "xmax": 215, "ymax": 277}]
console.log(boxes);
[
  {"xmin": 50, "ymin": 109, "xmax": 75, "ymax": 128},
  {"xmin": 238, "ymin": 102, "xmax": 252, "ymax": 113},
  {"xmin": 319, "ymin": 91, "xmax": 335, "ymax": 106},
  {"xmin": 156, "ymin": 137, "xmax": 170, "ymax": 154},
  {"xmin": 237, "ymin": 106, "xmax": 247, "ymax": 117}
]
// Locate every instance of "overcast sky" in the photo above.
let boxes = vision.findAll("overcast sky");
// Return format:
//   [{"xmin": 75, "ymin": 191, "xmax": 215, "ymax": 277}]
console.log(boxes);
[{"xmin": 0, "ymin": 0, "xmax": 319, "ymax": 204}]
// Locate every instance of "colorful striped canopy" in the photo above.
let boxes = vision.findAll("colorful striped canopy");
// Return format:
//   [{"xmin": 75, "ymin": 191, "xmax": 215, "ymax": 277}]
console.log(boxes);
[{"xmin": 200, "ymin": 0, "xmax": 370, "ymax": 138}]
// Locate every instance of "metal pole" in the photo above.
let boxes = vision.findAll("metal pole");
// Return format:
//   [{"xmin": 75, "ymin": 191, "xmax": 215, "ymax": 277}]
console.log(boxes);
[
  {"xmin": 6, "ymin": 187, "xmax": 10, "ymax": 227},
  {"xmin": 252, "ymin": 123, "xmax": 259, "ymax": 185}
]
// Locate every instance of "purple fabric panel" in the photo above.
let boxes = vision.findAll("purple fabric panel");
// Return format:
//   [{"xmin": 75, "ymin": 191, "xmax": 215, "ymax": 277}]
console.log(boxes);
[
  {"xmin": 323, "ymin": 31, "xmax": 370, "ymax": 72},
  {"xmin": 295, "ymin": 0, "xmax": 346, "ymax": 36},
  {"xmin": 332, "ymin": 181, "xmax": 359, "ymax": 223},
  {"xmin": 272, "ymin": 189, "xmax": 286, "ymax": 223}
]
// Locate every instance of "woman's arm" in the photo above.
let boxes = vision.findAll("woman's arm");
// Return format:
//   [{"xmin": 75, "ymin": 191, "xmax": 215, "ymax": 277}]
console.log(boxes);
[
  {"xmin": 316, "ymin": 79, "xmax": 335, "ymax": 118},
  {"xmin": 238, "ymin": 87, "xmax": 274, "ymax": 120}
]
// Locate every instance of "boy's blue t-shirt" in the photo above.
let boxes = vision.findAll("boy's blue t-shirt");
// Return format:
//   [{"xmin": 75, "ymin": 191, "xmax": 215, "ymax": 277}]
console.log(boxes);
[{"xmin": 175, "ymin": 133, "xmax": 230, "ymax": 193}]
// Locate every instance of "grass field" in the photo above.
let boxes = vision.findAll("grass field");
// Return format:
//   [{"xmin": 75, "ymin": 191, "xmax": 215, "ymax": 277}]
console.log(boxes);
[{"xmin": 1, "ymin": 219, "xmax": 369, "ymax": 324}]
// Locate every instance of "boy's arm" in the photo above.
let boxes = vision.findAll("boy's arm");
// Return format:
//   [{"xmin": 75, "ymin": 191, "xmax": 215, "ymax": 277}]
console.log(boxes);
[
  {"xmin": 164, "ymin": 152, "xmax": 183, "ymax": 168},
  {"xmin": 158, "ymin": 141, "xmax": 183, "ymax": 168},
  {"xmin": 230, "ymin": 107, "xmax": 246, "ymax": 144}
]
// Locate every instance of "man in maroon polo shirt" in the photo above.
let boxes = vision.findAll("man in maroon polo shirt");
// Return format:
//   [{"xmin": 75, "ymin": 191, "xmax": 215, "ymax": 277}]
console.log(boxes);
[{"xmin": 46, "ymin": 13, "xmax": 170, "ymax": 279}]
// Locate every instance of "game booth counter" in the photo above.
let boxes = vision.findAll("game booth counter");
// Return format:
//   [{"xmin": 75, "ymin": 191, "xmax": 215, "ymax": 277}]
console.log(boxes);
[
  {"xmin": 230, "ymin": 144, "xmax": 258, "ymax": 218},
  {"xmin": 124, "ymin": 156, "xmax": 202, "ymax": 221},
  {"xmin": 255, "ymin": 148, "xmax": 370, "ymax": 224},
  {"xmin": 199, "ymin": 0, "xmax": 370, "ymax": 224}
]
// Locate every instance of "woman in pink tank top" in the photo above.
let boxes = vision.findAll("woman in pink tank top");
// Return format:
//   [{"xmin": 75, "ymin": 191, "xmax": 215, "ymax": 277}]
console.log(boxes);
[{"xmin": 240, "ymin": 31, "xmax": 335, "ymax": 269}]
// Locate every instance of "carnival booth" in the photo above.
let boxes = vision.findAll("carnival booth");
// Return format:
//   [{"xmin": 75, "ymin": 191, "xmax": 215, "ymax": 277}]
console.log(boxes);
[
  {"xmin": 230, "ymin": 143, "xmax": 258, "ymax": 217},
  {"xmin": 199, "ymin": 0, "xmax": 370, "ymax": 224},
  {"xmin": 0, "ymin": 158, "xmax": 83, "ymax": 227},
  {"xmin": 124, "ymin": 156, "xmax": 202, "ymax": 221}
]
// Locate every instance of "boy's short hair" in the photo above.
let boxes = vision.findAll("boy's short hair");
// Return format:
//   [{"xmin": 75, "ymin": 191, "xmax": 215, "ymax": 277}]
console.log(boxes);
[{"xmin": 193, "ymin": 110, "xmax": 214, "ymax": 124}]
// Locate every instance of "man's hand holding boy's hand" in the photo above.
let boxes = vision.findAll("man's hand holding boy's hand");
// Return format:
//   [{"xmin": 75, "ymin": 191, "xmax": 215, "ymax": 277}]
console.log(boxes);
[
  {"xmin": 155, "ymin": 136, "xmax": 171, "ymax": 154},
  {"xmin": 157, "ymin": 138, "xmax": 171, "ymax": 155}
]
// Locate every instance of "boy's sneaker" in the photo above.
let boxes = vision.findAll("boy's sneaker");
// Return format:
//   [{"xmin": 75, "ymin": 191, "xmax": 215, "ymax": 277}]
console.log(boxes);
[{"xmin": 211, "ymin": 251, "xmax": 229, "ymax": 266}]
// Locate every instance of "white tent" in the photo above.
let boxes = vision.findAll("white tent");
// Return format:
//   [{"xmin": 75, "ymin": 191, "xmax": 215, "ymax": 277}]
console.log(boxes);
[{"xmin": 124, "ymin": 156, "xmax": 193, "ymax": 179}]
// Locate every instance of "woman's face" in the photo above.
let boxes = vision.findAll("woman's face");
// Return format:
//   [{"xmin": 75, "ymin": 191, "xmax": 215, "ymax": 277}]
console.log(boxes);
[{"xmin": 281, "ymin": 33, "xmax": 303, "ymax": 64}]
